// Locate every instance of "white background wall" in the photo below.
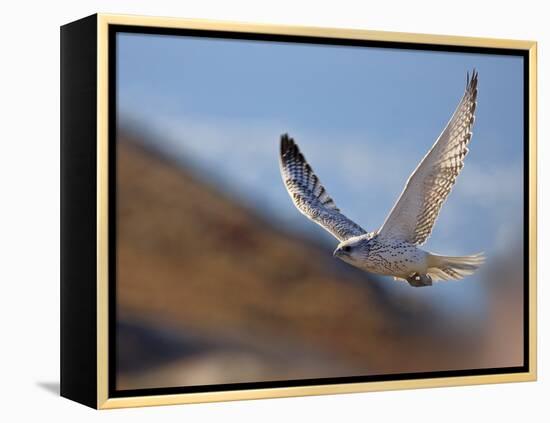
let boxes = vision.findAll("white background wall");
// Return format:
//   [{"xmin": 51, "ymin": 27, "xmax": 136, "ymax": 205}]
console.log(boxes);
[{"xmin": 0, "ymin": 0, "xmax": 547, "ymax": 421}]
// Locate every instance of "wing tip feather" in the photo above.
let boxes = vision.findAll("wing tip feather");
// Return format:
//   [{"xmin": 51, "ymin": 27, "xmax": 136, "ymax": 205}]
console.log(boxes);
[
  {"xmin": 280, "ymin": 133, "xmax": 294, "ymax": 157},
  {"xmin": 467, "ymin": 68, "xmax": 478, "ymax": 92}
]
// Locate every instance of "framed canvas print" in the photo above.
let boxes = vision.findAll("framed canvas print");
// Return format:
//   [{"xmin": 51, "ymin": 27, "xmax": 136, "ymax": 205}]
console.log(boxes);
[{"xmin": 60, "ymin": 13, "xmax": 537, "ymax": 409}]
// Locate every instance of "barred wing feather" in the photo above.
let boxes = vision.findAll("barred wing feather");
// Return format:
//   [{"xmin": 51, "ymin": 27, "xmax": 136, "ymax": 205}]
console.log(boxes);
[
  {"xmin": 379, "ymin": 70, "xmax": 479, "ymax": 245},
  {"xmin": 279, "ymin": 134, "xmax": 366, "ymax": 242}
]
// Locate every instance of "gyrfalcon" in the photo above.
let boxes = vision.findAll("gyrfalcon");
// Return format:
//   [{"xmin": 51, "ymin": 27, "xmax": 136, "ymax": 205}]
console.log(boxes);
[{"xmin": 279, "ymin": 70, "xmax": 484, "ymax": 287}]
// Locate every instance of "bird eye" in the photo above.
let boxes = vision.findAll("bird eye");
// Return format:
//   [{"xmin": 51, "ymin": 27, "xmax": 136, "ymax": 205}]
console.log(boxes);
[{"xmin": 342, "ymin": 246, "xmax": 351, "ymax": 252}]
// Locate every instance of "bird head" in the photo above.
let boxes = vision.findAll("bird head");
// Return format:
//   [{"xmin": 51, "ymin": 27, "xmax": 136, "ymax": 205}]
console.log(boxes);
[{"xmin": 333, "ymin": 236, "xmax": 370, "ymax": 265}]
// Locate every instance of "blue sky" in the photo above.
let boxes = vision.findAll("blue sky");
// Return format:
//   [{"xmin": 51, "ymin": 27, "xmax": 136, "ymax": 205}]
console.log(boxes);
[{"xmin": 117, "ymin": 32, "xmax": 524, "ymax": 309}]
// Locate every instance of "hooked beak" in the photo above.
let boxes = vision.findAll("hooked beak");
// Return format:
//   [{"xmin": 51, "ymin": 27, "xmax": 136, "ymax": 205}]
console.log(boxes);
[{"xmin": 333, "ymin": 248, "xmax": 342, "ymax": 257}]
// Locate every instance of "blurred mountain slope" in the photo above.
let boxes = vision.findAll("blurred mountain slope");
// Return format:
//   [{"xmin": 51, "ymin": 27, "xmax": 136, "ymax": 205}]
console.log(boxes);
[{"xmin": 116, "ymin": 131, "xmax": 522, "ymax": 390}]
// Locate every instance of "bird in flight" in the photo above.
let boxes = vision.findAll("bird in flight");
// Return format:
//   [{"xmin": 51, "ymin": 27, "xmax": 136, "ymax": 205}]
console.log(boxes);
[{"xmin": 279, "ymin": 70, "xmax": 484, "ymax": 287}]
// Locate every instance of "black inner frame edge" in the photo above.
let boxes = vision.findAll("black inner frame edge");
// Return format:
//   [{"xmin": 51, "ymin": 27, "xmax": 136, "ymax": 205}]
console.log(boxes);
[{"xmin": 107, "ymin": 24, "xmax": 531, "ymax": 399}]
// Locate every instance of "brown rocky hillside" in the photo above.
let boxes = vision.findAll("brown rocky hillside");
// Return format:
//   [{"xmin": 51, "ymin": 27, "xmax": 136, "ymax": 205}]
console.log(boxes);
[{"xmin": 115, "ymin": 132, "xmax": 520, "ymax": 390}]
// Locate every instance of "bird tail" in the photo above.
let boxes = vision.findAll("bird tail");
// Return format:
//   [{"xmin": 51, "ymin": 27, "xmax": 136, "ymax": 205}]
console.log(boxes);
[{"xmin": 426, "ymin": 252, "xmax": 485, "ymax": 281}]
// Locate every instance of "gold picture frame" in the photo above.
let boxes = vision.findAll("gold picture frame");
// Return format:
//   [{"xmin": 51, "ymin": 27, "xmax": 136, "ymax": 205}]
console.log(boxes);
[{"xmin": 60, "ymin": 13, "xmax": 537, "ymax": 409}]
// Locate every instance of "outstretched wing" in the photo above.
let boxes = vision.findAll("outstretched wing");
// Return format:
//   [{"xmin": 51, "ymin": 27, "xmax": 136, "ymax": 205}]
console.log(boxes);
[
  {"xmin": 378, "ymin": 70, "xmax": 479, "ymax": 245},
  {"xmin": 279, "ymin": 134, "xmax": 367, "ymax": 242}
]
